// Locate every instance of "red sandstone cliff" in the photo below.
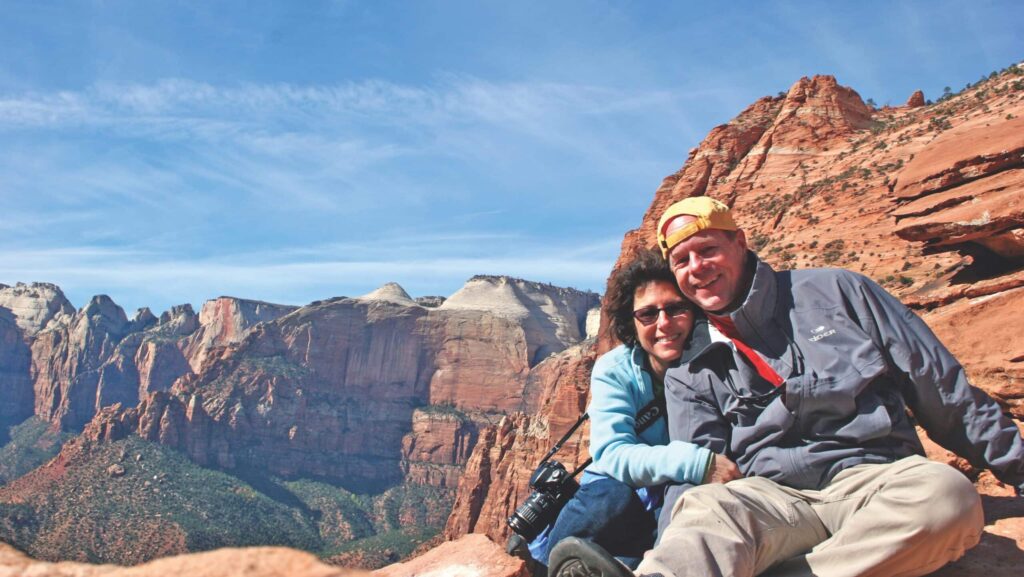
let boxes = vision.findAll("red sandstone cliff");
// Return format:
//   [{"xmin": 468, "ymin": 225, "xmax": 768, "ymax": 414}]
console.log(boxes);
[
  {"xmin": 79, "ymin": 279, "xmax": 598, "ymax": 488},
  {"xmin": 20, "ymin": 295, "xmax": 297, "ymax": 434},
  {"xmin": 0, "ymin": 277, "xmax": 598, "ymax": 492},
  {"xmin": 0, "ymin": 308, "xmax": 33, "ymax": 435}
]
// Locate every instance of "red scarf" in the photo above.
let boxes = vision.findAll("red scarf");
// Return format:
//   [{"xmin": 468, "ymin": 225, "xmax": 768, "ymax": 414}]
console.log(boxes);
[{"xmin": 708, "ymin": 315, "xmax": 784, "ymax": 387}]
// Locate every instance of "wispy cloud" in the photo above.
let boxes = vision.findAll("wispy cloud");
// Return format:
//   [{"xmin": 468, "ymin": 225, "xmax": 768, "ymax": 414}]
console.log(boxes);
[
  {"xmin": 0, "ymin": 76, "xmax": 691, "ymax": 214},
  {"xmin": 0, "ymin": 77, "xmax": 676, "ymax": 134}
]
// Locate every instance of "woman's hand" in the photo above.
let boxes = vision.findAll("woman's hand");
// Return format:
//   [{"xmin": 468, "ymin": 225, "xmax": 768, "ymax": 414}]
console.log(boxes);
[{"xmin": 706, "ymin": 454, "xmax": 742, "ymax": 484}]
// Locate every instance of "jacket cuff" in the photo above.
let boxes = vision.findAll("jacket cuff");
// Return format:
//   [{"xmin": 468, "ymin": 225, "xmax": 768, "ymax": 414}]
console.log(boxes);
[{"xmin": 699, "ymin": 449, "xmax": 715, "ymax": 484}]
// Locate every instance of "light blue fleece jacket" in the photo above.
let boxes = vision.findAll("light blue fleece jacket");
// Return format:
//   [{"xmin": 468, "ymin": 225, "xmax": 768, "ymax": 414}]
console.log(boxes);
[{"xmin": 587, "ymin": 344, "xmax": 712, "ymax": 488}]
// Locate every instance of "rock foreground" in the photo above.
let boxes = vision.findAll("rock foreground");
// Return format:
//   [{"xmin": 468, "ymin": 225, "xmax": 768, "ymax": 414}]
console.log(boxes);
[
  {"xmin": 0, "ymin": 542, "xmax": 369, "ymax": 577},
  {"xmin": 373, "ymin": 534, "xmax": 528, "ymax": 577}
]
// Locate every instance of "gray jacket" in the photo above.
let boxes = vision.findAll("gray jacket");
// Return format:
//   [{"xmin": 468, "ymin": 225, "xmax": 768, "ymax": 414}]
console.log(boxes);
[{"xmin": 665, "ymin": 254, "xmax": 1024, "ymax": 495}]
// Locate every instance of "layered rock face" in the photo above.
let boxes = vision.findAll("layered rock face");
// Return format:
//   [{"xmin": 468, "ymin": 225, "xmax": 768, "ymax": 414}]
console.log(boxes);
[
  {"xmin": 0, "ymin": 283, "xmax": 74, "ymax": 433},
  {"xmin": 609, "ymin": 68, "xmax": 1024, "ymax": 412},
  {"xmin": 30, "ymin": 296, "xmax": 135, "ymax": 431},
  {"xmin": 0, "ymin": 309, "xmax": 33, "ymax": 435},
  {"xmin": 7, "ymin": 278, "xmax": 597, "ymax": 490},
  {"xmin": 445, "ymin": 66, "xmax": 1024, "ymax": 573},
  {"xmin": 0, "ymin": 283, "xmax": 74, "ymax": 337},
  {"xmin": 185, "ymin": 297, "xmax": 300, "ymax": 372},
  {"xmin": 400, "ymin": 408, "xmax": 477, "ymax": 488},
  {"xmin": 441, "ymin": 276, "xmax": 597, "ymax": 365},
  {"xmin": 20, "ymin": 295, "xmax": 296, "ymax": 434},
  {"xmin": 443, "ymin": 343, "xmax": 594, "ymax": 541}
]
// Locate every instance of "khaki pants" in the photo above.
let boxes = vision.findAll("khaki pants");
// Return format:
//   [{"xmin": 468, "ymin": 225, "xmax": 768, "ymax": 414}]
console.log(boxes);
[{"xmin": 638, "ymin": 456, "xmax": 984, "ymax": 577}]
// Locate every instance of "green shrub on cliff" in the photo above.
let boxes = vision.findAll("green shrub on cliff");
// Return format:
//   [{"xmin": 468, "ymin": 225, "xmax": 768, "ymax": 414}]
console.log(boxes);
[
  {"xmin": 0, "ymin": 417, "xmax": 74, "ymax": 485},
  {"xmin": 0, "ymin": 435, "xmax": 322, "ymax": 564},
  {"xmin": 0, "ymin": 434, "xmax": 455, "ymax": 569}
]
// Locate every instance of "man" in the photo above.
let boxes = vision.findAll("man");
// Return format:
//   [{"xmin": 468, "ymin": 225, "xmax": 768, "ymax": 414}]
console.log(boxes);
[{"xmin": 550, "ymin": 196, "xmax": 1024, "ymax": 577}]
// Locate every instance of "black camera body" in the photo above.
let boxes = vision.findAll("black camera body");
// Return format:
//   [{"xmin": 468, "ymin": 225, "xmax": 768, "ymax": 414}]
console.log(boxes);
[{"xmin": 507, "ymin": 460, "xmax": 581, "ymax": 542}]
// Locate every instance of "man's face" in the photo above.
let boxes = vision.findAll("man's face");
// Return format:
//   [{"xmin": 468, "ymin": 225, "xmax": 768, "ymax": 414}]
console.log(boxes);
[{"xmin": 665, "ymin": 219, "xmax": 749, "ymax": 313}]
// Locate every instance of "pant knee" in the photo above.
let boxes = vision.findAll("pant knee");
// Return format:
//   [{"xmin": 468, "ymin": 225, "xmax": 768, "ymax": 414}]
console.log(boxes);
[
  {"xmin": 575, "ymin": 478, "xmax": 641, "ymax": 518},
  {"xmin": 894, "ymin": 462, "xmax": 983, "ymax": 542},
  {"xmin": 921, "ymin": 465, "xmax": 983, "ymax": 535}
]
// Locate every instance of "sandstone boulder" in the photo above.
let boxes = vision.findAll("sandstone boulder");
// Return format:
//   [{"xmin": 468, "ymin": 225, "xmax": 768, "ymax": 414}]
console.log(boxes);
[
  {"xmin": 0, "ymin": 541, "xmax": 367, "ymax": 577},
  {"xmin": 373, "ymin": 534, "xmax": 528, "ymax": 577}
]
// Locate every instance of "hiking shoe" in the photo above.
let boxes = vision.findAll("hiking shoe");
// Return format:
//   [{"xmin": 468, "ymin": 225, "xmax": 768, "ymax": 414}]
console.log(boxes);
[{"xmin": 548, "ymin": 537, "xmax": 633, "ymax": 577}]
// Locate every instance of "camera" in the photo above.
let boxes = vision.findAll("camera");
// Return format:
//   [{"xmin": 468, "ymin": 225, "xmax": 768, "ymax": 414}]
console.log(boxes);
[
  {"xmin": 507, "ymin": 460, "xmax": 581, "ymax": 542},
  {"xmin": 506, "ymin": 413, "xmax": 592, "ymax": 552}
]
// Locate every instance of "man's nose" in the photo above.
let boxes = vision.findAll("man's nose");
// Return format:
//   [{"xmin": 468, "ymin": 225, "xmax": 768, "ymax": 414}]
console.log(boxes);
[{"xmin": 689, "ymin": 253, "xmax": 707, "ymax": 273}]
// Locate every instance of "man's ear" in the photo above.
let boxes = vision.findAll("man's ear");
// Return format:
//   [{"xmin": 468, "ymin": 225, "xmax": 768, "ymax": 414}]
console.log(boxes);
[{"xmin": 735, "ymin": 228, "xmax": 748, "ymax": 250}]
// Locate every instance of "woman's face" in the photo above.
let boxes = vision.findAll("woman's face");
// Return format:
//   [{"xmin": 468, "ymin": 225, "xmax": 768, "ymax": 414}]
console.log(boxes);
[{"xmin": 632, "ymin": 280, "xmax": 694, "ymax": 378}]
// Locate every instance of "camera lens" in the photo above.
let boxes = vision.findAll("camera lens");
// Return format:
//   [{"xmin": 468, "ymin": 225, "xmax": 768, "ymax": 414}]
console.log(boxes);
[{"xmin": 507, "ymin": 490, "xmax": 560, "ymax": 541}]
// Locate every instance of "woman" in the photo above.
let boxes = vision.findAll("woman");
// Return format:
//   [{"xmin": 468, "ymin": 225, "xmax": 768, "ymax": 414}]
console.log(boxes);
[{"xmin": 533, "ymin": 249, "xmax": 739, "ymax": 569}]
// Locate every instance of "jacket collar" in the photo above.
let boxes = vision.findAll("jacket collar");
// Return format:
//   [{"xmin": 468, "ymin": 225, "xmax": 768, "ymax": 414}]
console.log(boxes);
[
  {"xmin": 726, "ymin": 252, "xmax": 778, "ymax": 336},
  {"xmin": 680, "ymin": 314, "xmax": 723, "ymax": 364}
]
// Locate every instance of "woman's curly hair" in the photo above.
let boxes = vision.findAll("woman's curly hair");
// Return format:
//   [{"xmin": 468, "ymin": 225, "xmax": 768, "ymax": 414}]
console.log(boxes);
[{"xmin": 604, "ymin": 248, "xmax": 684, "ymax": 347}]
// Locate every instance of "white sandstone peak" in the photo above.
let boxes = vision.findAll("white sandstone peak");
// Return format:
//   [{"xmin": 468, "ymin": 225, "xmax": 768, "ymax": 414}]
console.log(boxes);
[
  {"xmin": 0, "ymin": 282, "xmax": 76, "ymax": 336},
  {"xmin": 358, "ymin": 282, "xmax": 417, "ymax": 306}
]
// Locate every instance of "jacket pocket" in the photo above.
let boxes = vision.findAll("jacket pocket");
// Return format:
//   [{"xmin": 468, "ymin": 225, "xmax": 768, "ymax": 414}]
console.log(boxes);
[{"xmin": 800, "ymin": 357, "xmax": 893, "ymax": 442}]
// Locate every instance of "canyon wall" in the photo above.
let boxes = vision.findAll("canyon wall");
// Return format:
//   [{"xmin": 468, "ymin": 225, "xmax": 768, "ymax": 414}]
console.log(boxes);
[{"xmin": 0, "ymin": 278, "xmax": 599, "ymax": 490}]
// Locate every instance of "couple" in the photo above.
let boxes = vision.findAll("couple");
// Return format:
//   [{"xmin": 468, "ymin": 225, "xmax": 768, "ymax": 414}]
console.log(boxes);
[{"xmin": 537, "ymin": 197, "xmax": 1024, "ymax": 577}]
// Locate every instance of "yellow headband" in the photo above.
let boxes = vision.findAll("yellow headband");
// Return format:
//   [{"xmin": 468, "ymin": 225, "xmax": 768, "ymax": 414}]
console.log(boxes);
[{"xmin": 656, "ymin": 197, "xmax": 738, "ymax": 258}]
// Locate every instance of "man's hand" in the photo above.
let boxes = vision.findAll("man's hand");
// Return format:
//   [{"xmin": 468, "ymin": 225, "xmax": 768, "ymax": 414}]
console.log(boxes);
[{"xmin": 706, "ymin": 454, "xmax": 742, "ymax": 484}]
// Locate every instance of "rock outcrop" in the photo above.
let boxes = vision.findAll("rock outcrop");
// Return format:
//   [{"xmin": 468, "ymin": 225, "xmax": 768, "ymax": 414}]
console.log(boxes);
[
  {"xmin": 0, "ymin": 541, "xmax": 367, "ymax": 577},
  {"xmin": 31, "ymin": 296, "xmax": 134, "ymax": 430},
  {"xmin": 0, "ymin": 309, "xmax": 33, "ymax": 435},
  {"xmin": 906, "ymin": 90, "xmax": 926, "ymax": 108},
  {"xmin": 443, "ymin": 343, "xmax": 594, "ymax": 542},
  {"xmin": 441, "ymin": 276, "xmax": 597, "ymax": 365},
  {"xmin": 5, "ymin": 293, "xmax": 299, "ymax": 436},
  {"xmin": 358, "ymin": 283, "xmax": 417, "ymax": 307},
  {"xmin": 185, "ymin": 297, "xmax": 298, "ymax": 372},
  {"xmin": 0, "ymin": 283, "xmax": 74, "ymax": 337},
  {"xmin": 5, "ymin": 276, "xmax": 597, "ymax": 492},
  {"xmin": 374, "ymin": 534, "xmax": 528, "ymax": 577},
  {"xmin": 400, "ymin": 408, "xmax": 477, "ymax": 488}
]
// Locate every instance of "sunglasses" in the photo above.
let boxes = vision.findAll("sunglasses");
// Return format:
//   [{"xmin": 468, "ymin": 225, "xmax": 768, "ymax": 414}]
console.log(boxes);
[{"xmin": 632, "ymin": 302, "xmax": 692, "ymax": 326}]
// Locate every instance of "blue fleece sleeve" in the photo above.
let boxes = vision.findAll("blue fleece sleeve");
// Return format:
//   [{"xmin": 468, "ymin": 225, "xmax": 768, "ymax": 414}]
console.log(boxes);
[{"xmin": 587, "ymin": 351, "xmax": 712, "ymax": 488}]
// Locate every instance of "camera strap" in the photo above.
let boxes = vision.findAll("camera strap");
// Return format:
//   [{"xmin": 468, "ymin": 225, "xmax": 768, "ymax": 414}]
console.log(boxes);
[{"xmin": 539, "ymin": 392, "xmax": 666, "ymax": 473}]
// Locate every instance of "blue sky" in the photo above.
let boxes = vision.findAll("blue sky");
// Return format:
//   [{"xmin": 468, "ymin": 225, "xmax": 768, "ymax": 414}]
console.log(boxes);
[{"xmin": 1, "ymin": 1, "xmax": 1021, "ymax": 315}]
